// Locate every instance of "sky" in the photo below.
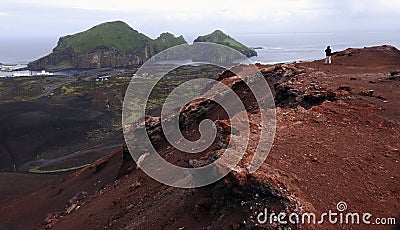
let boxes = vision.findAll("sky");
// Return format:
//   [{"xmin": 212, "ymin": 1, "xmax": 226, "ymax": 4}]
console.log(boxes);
[{"xmin": 1, "ymin": 0, "xmax": 400, "ymax": 41}]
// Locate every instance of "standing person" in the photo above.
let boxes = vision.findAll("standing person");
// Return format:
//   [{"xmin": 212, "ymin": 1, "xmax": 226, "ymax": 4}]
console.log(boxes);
[{"xmin": 325, "ymin": 46, "xmax": 332, "ymax": 64}]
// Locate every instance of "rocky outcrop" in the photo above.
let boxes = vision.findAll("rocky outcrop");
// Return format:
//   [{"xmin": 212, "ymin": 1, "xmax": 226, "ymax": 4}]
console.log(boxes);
[
  {"xmin": 389, "ymin": 70, "xmax": 400, "ymax": 80},
  {"xmin": 256, "ymin": 63, "xmax": 339, "ymax": 109},
  {"xmin": 28, "ymin": 46, "xmax": 149, "ymax": 70}
]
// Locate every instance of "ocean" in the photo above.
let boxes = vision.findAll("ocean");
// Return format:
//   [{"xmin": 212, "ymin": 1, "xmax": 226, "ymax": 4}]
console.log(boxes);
[
  {"xmin": 0, "ymin": 31, "xmax": 399, "ymax": 66},
  {"xmin": 235, "ymin": 31, "xmax": 400, "ymax": 64},
  {"xmin": 0, "ymin": 37, "xmax": 57, "ymax": 65}
]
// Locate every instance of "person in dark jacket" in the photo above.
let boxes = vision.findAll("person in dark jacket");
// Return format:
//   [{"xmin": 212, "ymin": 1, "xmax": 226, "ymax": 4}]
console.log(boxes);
[{"xmin": 325, "ymin": 46, "xmax": 332, "ymax": 64}]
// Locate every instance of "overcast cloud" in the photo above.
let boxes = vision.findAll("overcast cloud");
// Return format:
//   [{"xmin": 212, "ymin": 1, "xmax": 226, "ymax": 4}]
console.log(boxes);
[{"xmin": 1, "ymin": 0, "xmax": 399, "ymax": 40}]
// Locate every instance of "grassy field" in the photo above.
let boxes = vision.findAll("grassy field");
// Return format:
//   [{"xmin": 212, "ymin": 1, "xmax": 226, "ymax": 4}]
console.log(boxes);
[{"xmin": 0, "ymin": 75, "xmax": 76, "ymax": 100}]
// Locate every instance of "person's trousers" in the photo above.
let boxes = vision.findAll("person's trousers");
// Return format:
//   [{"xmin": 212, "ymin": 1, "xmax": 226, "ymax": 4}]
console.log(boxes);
[{"xmin": 325, "ymin": 56, "xmax": 332, "ymax": 64}]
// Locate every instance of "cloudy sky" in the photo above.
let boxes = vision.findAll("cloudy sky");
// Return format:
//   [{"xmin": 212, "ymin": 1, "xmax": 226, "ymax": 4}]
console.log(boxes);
[{"xmin": 1, "ymin": 0, "xmax": 400, "ymax": 40}]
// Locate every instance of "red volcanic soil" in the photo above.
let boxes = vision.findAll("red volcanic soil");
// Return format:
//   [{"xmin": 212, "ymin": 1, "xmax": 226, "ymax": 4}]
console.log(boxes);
[
  {"xmin": 0, "ymin": 45, "xmax": 399, "ymax": 230},
  {"xmin": 0, "ymin": 147, "xmax": 123, "ymax": 229}
]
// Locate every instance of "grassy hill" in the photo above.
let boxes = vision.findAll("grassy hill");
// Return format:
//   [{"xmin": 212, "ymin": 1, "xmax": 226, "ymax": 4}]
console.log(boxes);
[
  {"xmin": 153, "ymin": 32, "xmax": 187, "ymax": 52},
  {"xmin": 194, "ymin": 30, "xmax": 257, "ymax": 57},
  {"xmin": 29, "ymin": 21, "xmax": 187, "ymax": 70},
  {"xmin": 29, "ymin": 22, "xmax": 257, "ymax": 70},
  {"xmin": 54, "ymin": 21, "xmax": 152, "ymax": 53}
]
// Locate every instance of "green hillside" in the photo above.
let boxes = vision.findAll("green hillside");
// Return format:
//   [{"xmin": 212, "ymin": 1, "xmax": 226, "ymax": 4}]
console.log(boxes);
[
  {"xmin": 153, "ymin": 32, "xmax": 187, "ymax": 52},
  {"xmin": 194, "ymin": 30, "xmax": 257, "ymax": 57},
  {"xmin": 54, "ymin": 21, "xmax": 152, "ymax": 53},
  {"xmin": 29, "ymin": 21, "xmax": 188, "ymax": 70}
]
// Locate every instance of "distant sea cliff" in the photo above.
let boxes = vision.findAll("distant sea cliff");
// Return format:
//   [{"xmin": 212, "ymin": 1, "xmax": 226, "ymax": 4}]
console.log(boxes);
[
  {"xmin": 28, "ymin": 21, "xmax": 257, "ymax": 70},
  {"xmin": 28, "ymin": 21, "xmax": 186, "ymax": 70}
]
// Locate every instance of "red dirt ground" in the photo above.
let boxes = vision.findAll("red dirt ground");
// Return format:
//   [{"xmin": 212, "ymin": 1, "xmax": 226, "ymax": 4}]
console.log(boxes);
[{"xmin": 0, "ymin": 45, "xmax": 399, "ymax": 230}]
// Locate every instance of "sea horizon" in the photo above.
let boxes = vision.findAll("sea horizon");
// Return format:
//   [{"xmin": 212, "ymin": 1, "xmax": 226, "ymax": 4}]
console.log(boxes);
[{"xmin": 0, "ymin": 31, "xmax": 399, "ymax": 66}]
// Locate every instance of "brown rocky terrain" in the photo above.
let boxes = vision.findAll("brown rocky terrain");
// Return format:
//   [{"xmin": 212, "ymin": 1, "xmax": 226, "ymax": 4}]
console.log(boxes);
[{"xmin": 0, "ymin": 45, "xmax": 399, "ymax": 229}]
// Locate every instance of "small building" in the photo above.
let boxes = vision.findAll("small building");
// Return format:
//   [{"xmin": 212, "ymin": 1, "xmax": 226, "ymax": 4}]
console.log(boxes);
[
  {"xmin": 36, "ymin": 70, "xmax": 54, "ymax": 76},
  {"xmin": 96, "ymin": 76, "xmax": 110, "ymax": 82}
]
